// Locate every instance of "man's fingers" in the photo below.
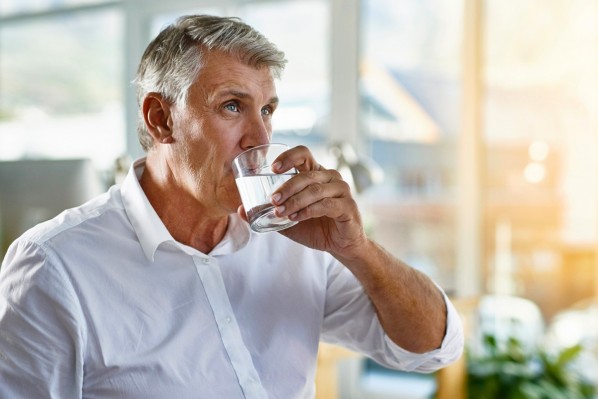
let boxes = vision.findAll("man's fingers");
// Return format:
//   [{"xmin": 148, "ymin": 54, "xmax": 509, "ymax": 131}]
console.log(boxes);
[
  {"xmin": 272, "ymin": 145, "xmax": 323, "ymax": 174},
  {"xmin": 273, "ymin": 179, "xmax": 351, "ymax": 219},
  {"xmin": 286, "ymin": 197, "xmax": 357, "ymax": 223}
]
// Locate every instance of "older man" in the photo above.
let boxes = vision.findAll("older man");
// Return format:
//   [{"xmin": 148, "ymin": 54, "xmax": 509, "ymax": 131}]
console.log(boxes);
[{"xmin": 0, "ymin": 15, "xmax": 463, "ymax": 398}]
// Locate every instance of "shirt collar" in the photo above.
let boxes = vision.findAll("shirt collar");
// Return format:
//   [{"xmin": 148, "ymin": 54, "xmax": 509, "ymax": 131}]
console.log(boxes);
[
  {"xmin": 120, "ymin": 157, "xmax": 251, "ymax": 261},
  {"xmin": 211, "ymin": 213, "xmax": 251, "ymax": 256}
]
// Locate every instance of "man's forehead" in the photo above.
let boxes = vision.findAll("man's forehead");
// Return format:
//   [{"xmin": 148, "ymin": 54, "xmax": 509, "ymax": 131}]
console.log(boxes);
[
  {"xmin": 195, "ymin": 51, "xmax": 276, "ymax": 96},
  {"xmin": 198, "ymin": 73, "xmax": 277, "ymax": 104}
]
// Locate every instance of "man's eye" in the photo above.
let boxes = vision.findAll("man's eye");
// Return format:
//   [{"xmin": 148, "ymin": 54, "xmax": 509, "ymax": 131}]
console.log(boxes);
[
  {"xmin": 224, "ymin": 103, "xmax": 239, "ymax": 112},
  {"xmin": 261, "ymin": 106, "xmax": 272, "ymax": 116}
]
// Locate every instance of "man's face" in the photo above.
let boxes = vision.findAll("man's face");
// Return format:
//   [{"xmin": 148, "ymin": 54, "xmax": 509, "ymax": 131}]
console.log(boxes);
[{"xmin": 166, "ymin": 50, "xmax": 279, "ymax": 214}]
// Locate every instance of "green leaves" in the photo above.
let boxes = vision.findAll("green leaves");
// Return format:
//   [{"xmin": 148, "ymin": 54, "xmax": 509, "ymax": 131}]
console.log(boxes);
[{"xmin": 467, "ymin": 335, "xmax": 595, "ymax": 399}]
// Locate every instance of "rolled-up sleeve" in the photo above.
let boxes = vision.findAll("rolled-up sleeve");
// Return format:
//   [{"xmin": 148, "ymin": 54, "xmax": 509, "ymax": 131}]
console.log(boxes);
[
  {"xmin": 320, "ymin": 258, "xmax": 464, "ymax": 373},
  {"xmin": 380, "ymin": 292, "xmax": 464, "ymax": 372}
]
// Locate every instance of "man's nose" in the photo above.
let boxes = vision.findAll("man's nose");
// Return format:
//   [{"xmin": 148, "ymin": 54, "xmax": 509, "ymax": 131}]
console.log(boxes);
[{"xmin": 241, "ymin": 112, "xmax": 271, "ymax": 149}]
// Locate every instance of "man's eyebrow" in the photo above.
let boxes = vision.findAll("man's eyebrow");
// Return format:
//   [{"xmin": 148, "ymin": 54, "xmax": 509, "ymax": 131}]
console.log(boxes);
[
  {"xmin": 224, "ymin": 89, "xmax": 249, "ymax": 99},
  {"xmin": 213, "ymin": 89, "xmax": 279, "ymax": 105}
]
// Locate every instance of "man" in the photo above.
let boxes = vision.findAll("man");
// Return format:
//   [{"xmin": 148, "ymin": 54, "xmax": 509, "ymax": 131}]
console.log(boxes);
[{"xmin": 0, "ymin": 15, "xmax": 463, "ymax": 398}]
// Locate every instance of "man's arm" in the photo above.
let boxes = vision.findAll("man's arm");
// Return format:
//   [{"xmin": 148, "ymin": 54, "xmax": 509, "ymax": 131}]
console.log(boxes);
[
  {"xmin": 332, "ymin": 238, "xmax": 446, "ymax": 353},
  {"xmin": 0, "ymin": 240, "xmax": 84, "ymax": 398},
  {"xmin": 258, "ymin": 145, "xmax": 460, "ymax": 355}
]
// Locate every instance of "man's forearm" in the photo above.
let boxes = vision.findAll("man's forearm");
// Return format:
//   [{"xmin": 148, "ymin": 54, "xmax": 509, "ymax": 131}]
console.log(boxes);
[{"xmin": 334, "ymin": 239, "xmax": 447, "ymax": 353}]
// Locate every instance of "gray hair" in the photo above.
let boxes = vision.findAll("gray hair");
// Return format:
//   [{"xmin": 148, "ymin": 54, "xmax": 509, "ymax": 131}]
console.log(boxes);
[{"xmin": 133, "ymin": 14, "xmax": 287, "ymax": 152}]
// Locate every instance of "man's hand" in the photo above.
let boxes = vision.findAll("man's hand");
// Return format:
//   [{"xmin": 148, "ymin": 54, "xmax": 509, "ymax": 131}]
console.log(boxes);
[{"xmin": 267, "ymin": 145, "xmax": 368, "ymax": 259}]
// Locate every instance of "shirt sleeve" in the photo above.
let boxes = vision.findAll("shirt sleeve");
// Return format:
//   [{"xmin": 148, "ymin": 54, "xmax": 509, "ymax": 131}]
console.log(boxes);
[
  {"xmin": 320, "ymin": 258, "xmax": 464, "ymax": 373},
  {"xmin": 0, "ymin": 239, "xmax": 84, "ymax": 398}
]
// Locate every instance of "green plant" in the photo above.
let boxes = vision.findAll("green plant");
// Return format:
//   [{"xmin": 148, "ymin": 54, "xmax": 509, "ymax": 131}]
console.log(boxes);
[{"xmin": 467, "ymin": 334, "xmax": 596, "ymax": 399}]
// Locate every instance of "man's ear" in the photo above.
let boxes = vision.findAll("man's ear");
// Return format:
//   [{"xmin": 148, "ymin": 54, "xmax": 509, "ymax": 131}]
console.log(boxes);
[{"xmin": 142, "ymin": 93, "xmax": 174, "ymax": 144}]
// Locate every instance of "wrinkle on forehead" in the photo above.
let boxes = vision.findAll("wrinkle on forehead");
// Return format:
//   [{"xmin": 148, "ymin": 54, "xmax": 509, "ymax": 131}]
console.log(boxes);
[
  {"xmin": 197, "ymin": 83, "xmax": 277, "ymax": 113},
  {"xmin": 204, "ymin": 86, "xmax": 279, "ymax": 107},
  {"xmin": 189, "ymin": 51, "xmax": 277, "ymax": 107}
]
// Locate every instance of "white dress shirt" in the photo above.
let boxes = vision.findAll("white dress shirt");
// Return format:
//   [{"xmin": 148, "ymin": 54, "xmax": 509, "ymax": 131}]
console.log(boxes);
[{"xmin": 0, "ymin": 158, "xmax": 463, "ymax": 399}]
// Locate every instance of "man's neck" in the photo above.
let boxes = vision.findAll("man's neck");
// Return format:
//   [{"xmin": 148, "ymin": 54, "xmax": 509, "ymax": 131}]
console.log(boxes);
[{"xmin": 139, "ymin": 160, "xmax": 229, "ymax": 254}]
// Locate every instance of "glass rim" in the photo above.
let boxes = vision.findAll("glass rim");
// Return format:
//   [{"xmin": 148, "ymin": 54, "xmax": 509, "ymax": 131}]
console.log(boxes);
[{"xmin": 232, "ymin": 142, "xmax": 289, "ymax": 163}]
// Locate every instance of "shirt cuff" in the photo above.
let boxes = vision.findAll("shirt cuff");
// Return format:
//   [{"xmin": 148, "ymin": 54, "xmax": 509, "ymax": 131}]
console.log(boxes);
[{"xmin": 383, "ymin": 292, "xmax": 464, "ymax": 373}]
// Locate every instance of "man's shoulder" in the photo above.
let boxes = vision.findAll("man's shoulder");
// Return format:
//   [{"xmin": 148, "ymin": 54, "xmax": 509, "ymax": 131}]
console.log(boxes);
[{"xmin": 18, "ymin": 185, "xmax": 127, "ymax": 249}]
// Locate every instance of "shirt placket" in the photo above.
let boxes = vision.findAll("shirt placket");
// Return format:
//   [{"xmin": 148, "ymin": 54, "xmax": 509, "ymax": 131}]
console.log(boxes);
[{"xmin": 193, "ymin": 255, "xmax": 267, "ymax": 399}]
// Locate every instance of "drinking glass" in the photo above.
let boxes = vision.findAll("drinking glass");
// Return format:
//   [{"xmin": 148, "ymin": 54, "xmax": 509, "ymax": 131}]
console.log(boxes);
[{"xmin": 232, "ymin": 143, "xmax": 298, "ymax": 233}]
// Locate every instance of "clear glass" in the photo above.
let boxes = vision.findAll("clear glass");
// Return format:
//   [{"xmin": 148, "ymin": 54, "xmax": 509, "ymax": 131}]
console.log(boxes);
[
  {"xmin": 483, "ymin": 0, "xmax": 598, "ymax": 323},
  {"xmin": 359, "ymin": 0, "xmax": 463, "ymax": 292},
  {"xmin": 0, "ymin": 9, "xmax": 125, "ymax": 171},
  {"xmin": 232, "ymin": 143, "xmax": 298, "ymax": 233}
]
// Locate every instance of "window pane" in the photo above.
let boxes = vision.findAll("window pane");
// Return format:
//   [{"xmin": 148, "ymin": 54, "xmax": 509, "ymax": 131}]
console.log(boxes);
[
  {"xmin": 360, "ymin": 0, "xmax": 463, "ymax": 292},
  {"xmin": 0, "ymin": 10, "xmax": 125, "ymax": 170},
  {"xmin": 484, "ymin": 0, "xmax": 598, "ymax": 321},
  {"xmin": 150, "ymin": 7, "xmax": 221, "ymax": 36},
  {"xmin": 1, "ymin": 0, "xmax": 114, "ymax": 17}
]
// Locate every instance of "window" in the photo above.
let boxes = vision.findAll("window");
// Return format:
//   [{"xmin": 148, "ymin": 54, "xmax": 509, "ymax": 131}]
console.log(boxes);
[
  {"xmin": 359, "ymin": 0, "xmax": 463, "ymax": 292},
  {"xmin": 484, "ymin": 0, "xmax": 598, "ymax": 319},
  {"xmin": 0, "ymin": 0, "xmax": 113, "ymax": 16},
  {"xmin": 0, "ymin": 5, "xmax": 124, "ymax": 171}
]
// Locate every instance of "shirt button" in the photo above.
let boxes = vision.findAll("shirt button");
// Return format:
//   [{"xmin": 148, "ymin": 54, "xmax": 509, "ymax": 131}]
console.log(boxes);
[
  {"xmin": 225, "ymin": 316, "xmax": 232, "ymax": 324},
  {"xmin": 201, "ymin": 258, "xmax": 210, "ymax": 264}
]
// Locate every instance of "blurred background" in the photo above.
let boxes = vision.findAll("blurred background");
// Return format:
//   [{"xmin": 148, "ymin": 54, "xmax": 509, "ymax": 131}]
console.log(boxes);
[{"xmin": 1, "ymin": 0, "xmax": 597, "ymax": 398}]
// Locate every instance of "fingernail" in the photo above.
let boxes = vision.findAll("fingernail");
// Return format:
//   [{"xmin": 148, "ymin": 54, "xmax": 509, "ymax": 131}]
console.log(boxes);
[
  {"xmin": 272, "ymin": 161, "xmax": 282, "ymax": 171},
  {"xmin": 275, "ymin": 205, "xmax": 285, "ymax": 214},
  {"xmin": 271, "ymin": 193, "xmax": 281, "ymax": 203}
]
